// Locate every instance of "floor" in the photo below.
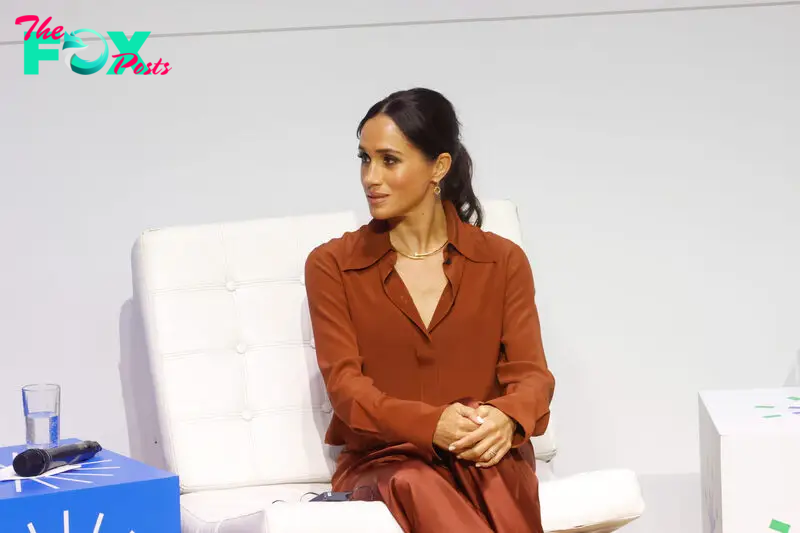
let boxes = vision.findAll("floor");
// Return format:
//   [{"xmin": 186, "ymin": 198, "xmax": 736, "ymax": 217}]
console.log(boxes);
[{"xmin": 622, "ymin": 473, "xmax": 702, "ymax": 533}]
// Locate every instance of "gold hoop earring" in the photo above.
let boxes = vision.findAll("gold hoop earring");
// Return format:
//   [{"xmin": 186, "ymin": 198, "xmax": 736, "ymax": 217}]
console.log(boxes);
[{"xmin": 433, "ymin": 184, "xmax": 441, "ymax": 196}]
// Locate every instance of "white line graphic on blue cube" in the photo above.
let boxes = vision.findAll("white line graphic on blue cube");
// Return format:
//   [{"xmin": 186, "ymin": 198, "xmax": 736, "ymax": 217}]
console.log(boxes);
[
  {"xmin": 0, "ymin": 439, "xmax": 180, "ymax": 532},
  {"xmin": 24, "ymin": 509, "xmax": 134, "ymax": 533}
]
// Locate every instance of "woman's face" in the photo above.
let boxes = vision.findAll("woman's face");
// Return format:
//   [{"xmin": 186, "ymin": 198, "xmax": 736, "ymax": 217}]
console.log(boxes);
[{"xmin": 358, "ymin": 114, "xmax": 449, "ymax": 220}]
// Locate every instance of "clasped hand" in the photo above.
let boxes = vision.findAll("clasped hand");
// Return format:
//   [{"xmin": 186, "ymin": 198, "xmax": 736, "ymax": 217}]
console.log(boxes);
[{"xmin": 433, "ymin": 402, "xmax": 516, "ymax": 468}]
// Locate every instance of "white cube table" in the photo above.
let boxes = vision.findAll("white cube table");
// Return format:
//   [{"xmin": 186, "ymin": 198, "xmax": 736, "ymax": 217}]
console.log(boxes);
[{"xmin": 699, "ymin": 387, "xmax": 800, "ymax": 533}]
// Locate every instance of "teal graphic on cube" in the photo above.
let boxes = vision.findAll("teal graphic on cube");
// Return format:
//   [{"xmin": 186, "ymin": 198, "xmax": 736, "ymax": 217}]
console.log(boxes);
[{"xmin": 0, "ymin": 439, "xmax": 179, "ymax": 532}]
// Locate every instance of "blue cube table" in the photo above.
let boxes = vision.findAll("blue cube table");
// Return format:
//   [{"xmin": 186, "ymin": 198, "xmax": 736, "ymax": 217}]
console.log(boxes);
[{"xmin": 0, "ymin": 439, "xmax": 180, "ymax": 532}]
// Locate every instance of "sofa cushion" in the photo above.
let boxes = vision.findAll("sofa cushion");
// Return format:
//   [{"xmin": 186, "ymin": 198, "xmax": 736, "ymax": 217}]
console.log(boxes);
[
  {"xmin": 179, "ymin": 462, "xmax": 554, "ymax": 533},
  {"xmin": 177, "ymin": 464, "xmax": 643, "ymax": 533},
  {"xmin": 180, "ymin": 482, "xmax": 403, "ymax": 533},
  {"xmin": 180, "ymin": 482, "xmax": 334, "ymax": 533},
  {"xmin": 132, "ymin": 211, "xmax": 358, "ymax": 492}
]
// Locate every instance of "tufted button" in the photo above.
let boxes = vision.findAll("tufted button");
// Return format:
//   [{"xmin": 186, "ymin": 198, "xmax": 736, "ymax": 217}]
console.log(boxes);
[
  {"xmin": 225, "ymin": 281, "xmax": 236, "ymax": 291},
  {"xmin": 241, "ymin": 410, "xmax": 253, "ymax": 421},
  {"xmin": 236, "ymin": 343, "xmax": 247, "ymax": 354}
]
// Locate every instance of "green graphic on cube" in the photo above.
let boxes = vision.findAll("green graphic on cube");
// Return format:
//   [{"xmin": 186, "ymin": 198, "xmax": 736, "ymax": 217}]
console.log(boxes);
[{"xmin": 770, "ymin": 519, "xmax": 791, "ymax": 533}]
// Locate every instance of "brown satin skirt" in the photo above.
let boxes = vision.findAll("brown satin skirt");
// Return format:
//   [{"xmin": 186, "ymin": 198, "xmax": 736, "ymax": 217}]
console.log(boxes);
[{"xmin": 332, "ymin": 438, "xmax": 544, "ymax": 533}]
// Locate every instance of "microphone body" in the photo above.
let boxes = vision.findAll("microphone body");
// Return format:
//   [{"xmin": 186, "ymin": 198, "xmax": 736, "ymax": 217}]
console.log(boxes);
[{"xmin": 13, "ymin": 440, "xmax": 102, "ymax": 477}]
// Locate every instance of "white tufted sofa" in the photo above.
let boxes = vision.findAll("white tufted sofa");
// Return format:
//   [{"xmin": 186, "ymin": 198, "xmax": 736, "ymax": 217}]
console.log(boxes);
[{"xmin": 130, "ymin": 199, "xmax": 645, "ymax": 533}]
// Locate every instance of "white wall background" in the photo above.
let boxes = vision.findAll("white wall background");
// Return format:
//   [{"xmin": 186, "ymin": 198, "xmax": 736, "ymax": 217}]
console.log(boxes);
[{"xmin": 1, "ymin": 2, "xmax": 799, "ymax": 529}]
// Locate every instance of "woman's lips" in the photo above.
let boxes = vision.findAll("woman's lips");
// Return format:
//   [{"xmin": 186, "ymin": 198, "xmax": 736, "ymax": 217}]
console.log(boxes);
[{"xmin": 367, "ymin": 193, "xmax": 388, "ymax": 205}]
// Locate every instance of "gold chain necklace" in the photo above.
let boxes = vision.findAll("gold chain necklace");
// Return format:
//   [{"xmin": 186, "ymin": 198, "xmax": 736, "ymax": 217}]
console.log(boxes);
[{"xmin": 392, "ymin": 240, "xmax": 448, "ymax": 260}]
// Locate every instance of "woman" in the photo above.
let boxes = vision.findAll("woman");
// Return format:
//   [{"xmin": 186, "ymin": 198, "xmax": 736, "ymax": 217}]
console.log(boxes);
[{"xmin": 304, "ymin": 87, "xmax": 556, "ymax": 533}]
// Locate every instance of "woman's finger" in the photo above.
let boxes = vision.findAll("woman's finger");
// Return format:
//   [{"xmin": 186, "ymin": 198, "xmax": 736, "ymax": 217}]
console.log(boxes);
[
  {"xmin": 475, "ymin": 438, "xmax": 503, "ymax": 466},
  {"xmin": 456, "ymin": 417, "xmax": 482, "ymax": 439},
  {"xmin": 478, "ymin": 441, "xmax": 511, "ymax": 468},
  {"xmin": 475, "ymin": 404, "xmax": 493, "ymax": 419},
  {"xmin": 457, "ymin": 433, "xmax": 500, "ymax": 462},
  {"xmin": 449, "ymin": 420, "xmax": 493, "ymax": 453},
  {"xmin": 455, "ymin": 403, "xmax": 485, "ymax": 426}
]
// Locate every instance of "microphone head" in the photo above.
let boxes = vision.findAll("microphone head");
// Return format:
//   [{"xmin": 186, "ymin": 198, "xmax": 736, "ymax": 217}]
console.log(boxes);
[{"xmin": 13, "ymin": 448, "xmax": 49, "ymax": 477}]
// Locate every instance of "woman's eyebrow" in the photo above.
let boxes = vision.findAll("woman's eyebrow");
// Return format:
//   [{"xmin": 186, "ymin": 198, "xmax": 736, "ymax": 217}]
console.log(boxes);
[{"xmin": 358, "ymin": 145, "xmax": 402, "ymax": 155}]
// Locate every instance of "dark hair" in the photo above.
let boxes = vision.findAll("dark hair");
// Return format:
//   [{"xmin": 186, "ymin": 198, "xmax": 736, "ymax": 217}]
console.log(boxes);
[{"xmin": 356, "ymin": 87, "xmax": 483, "ymax": 227}]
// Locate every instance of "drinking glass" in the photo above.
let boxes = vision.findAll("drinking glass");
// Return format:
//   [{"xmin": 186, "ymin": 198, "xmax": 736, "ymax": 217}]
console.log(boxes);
[{"xmin": 22, "ymin": 383, "xmax": 61, "ymax": 449}]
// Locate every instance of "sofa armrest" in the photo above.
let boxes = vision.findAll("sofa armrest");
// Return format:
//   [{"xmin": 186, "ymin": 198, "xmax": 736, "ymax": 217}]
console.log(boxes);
[
  {"xmin": 531, "ymin": 421, "xmax": 557, "ymax": 463},
  {"xmin": 540, "ymin": 469, "xmax": 645, "ymax": 533}
]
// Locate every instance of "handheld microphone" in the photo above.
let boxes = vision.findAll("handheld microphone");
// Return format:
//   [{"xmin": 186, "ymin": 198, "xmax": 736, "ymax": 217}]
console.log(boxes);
[{"xmin": 13, "ymin": 440, "xmax": 102, "ymax": 477}]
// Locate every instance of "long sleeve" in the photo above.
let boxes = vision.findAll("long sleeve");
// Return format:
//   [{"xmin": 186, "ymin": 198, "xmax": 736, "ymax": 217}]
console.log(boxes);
[
  {"xmin": 304, "ymin": 245, "xmax": 447, "ymax": 457},
  {"xmin": 486, "ymin": 244, "xmax": 556, "ymax": 447}
]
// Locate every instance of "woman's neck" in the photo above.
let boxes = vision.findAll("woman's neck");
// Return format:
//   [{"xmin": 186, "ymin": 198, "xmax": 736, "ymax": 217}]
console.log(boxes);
[{"xmin": 388, "ymin": 199, "xmax": 448, "ymax": 255}]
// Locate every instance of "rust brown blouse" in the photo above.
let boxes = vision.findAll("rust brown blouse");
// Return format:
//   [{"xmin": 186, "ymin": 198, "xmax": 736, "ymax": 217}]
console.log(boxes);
[{"xmin": 304, "ymin": 200, "xmax": 555, "ymax": 463}]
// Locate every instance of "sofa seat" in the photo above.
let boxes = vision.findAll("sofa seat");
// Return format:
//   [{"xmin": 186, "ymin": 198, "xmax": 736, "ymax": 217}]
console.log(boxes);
[
  {"xmin": 179, "ymin": 465, "xmax": 643, "ymax": 533},
  {"xmin": 180, "ymin": 482, "xmax": 401, "ymax": 533}
]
